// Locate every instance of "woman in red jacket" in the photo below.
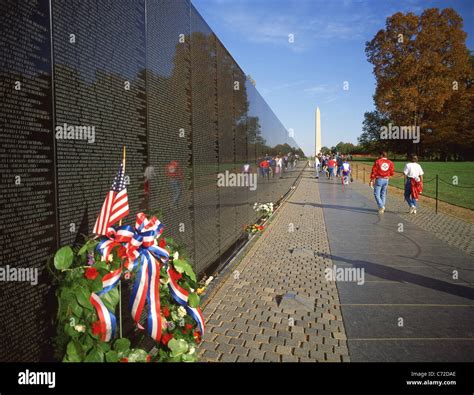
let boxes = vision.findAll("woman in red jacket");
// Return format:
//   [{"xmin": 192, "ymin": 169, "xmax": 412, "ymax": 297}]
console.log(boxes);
[{"xmin": 369, "ymin": 151, "xmax": 394, "ymax": 214}]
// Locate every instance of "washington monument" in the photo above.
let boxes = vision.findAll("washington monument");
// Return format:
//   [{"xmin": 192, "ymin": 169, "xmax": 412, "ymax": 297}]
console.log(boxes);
[{"xmin": 315, "ymin": 107, "xmax": 321, "ymax": 155}]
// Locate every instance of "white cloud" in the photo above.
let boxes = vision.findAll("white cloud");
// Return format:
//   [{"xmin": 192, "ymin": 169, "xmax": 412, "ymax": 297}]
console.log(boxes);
[{"xmin": 195, "ymin": 0, "xmax": 382, "ymax": 52}]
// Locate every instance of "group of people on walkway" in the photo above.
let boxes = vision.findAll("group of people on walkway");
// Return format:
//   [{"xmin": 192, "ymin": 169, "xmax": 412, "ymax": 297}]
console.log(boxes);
[
  {"xmin": 369, "ymin": 151, "xmax": 424, "ymax": 215},
  {"xmin": 313, "ymin": 153, "xmax": 352, "ymax": 184},
  {"xmin": 312, "ymin": 150, "xmax": 425, "ymax": 215},
  {"xmin": 257, "ymin": 152, "xmax": 299, "ymax": 180}
]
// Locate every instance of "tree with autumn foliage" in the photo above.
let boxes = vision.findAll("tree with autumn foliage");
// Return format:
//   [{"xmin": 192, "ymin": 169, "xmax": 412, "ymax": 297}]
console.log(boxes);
[{"xmin": 364, "ymin": 8, "xmax": 473, "ymax": 159}]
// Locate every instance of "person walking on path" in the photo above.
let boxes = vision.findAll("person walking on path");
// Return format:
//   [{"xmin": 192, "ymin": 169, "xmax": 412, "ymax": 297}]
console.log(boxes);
[
  {"xmin": 276, "ymin": 155, "xmax": 283, "ymax": 178},
  {"xmin": 336, "ymin": 155, "xmax": 343, "ymax": 178},
  {"xmin": 314, "ymin": 156, "xmax": 320, "ymax": 179},
  {"xmin": 341, "ymin": 158, "xmax": 351, "ymax": 185},
  {"xmin": 327, "ymin": 157, "xmax": 337, "ymax": 180},
  {"xmin": 260, "ymin": 158, "xmax": 270, "ymax": 180},
  {"xmin": 403, "ymin": 154, "xmax": 424, "ymax": 215},
  {"xmin": 369, "ymin": 151, "xmax": 394, "ymax": 214}
]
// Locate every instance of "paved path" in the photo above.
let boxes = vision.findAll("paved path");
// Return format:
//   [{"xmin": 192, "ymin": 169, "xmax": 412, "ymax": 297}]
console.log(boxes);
[
  {"xmin": 317, "ymin": 174, "xmax": 474, "ymax": 362},
  {"xmin": 198, "ymin": 167, "xmax": 474, "ymax": 362},
  {"xmin": 198, "ymin": 168, "xmax": 350, "ymax": 362}
]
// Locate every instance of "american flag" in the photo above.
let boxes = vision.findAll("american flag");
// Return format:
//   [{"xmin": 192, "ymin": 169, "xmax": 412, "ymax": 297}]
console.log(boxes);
[{"xmin": 93, "ymin": 162, "xmax": 129, "ymax": 235}]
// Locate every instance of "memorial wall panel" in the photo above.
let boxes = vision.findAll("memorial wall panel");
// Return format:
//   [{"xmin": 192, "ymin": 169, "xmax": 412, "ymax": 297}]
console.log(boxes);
[
  {"xmin": 52, "ymin": 0, "xmax": 147, "ymax": 247},
  {"xmin": 146, "ymin": 0, "xmax": 195, "ymax": 264},
  {"xmin": 216, "ymin": 40, "xmax": 237, "ymax": 255},
  {"xmin": 233, "ymin": 68, "xmax": 251, "ymax": 233},
  {"xmin": 0, "ymin": 0, "xmax": 302, "ymax": 361},
  {"xmin": 245, "ymin": 80, "xmax": 261, "ymax": 224},
  {"xmin": 0, "ymin": 0, "xmax": 56, "ymax": 361},
  {"xmin": 190, "ymin": 6, "xmax": 219, "ymax": 273}
]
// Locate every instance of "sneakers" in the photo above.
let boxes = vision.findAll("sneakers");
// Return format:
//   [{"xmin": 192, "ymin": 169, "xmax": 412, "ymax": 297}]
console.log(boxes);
[
  {"xmin": 378, "ymin": 208, "xmax": 384, "ymax": 215},
  {"xmin": 409, "ymin": 206, "xmax": 417, "ymax": 214}
]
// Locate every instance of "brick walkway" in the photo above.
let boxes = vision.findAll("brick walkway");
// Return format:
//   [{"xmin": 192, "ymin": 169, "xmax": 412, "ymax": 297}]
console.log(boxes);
[
  {"xmin": 198, "ymin": 166, "xmax": 473, "ymax": 362},
  {"xmin": 198, "ymin": 167, "xmax": 350, "ymax": 362}
]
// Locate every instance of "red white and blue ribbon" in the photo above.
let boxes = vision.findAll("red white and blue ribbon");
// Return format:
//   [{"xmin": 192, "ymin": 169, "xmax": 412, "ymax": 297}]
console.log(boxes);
[
  {"xmin": 168, "ymin": 267, "xmax": 205, "ymax": 336},
  {"xmin": 89, "ymin": 268, "xmax": 121, "ymax": 342},
  {"xmin": 89, "ymin": 293, "xmax": 117, "ymax": 342},
  {"xmin": 92, "ymin": 212, "xmax": 204, "ymax": 342},
  {"xmin": 95, "ymin": 213, "xmax": 169, "ymax": 342}
]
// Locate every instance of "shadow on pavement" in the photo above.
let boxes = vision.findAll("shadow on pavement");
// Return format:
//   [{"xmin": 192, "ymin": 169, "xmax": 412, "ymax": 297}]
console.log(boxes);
[{"xmin": 315, "ymin": 251, "xmax": 474, "ymax": 301}]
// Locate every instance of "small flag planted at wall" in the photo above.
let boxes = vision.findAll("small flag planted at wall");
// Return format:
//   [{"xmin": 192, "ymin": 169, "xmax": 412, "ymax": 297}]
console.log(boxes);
[{"xmin": 93, "ymin": 161, "xmax": 129, "ymax": 235}]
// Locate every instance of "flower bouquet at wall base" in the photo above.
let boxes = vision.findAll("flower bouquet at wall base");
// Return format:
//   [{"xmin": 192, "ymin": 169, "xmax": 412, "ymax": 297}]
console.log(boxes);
[
  {"xmin": 253, "ymin": 202, "xmax": 274, "ymax": 218},
  {"xmin": 50, "ymin": 214, "xmax": 205, "ymax": 362},
  {"xmin": 244, "ymin": 224, "xmax": 265, "ymax": 234},
  {"xmin": 50, "ymin": 150, "xmax": 205, "ymax": 362}
]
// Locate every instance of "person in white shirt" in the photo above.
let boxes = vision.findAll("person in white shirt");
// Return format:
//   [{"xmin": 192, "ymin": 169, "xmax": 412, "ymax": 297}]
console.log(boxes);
[
  {"xmin": 276, "ymin": 156, "xmax": 283, "ymax": 178},
  {"xmin": 403, "ymin": 154, "xmax": 424, "ymax": 214},
  {"xmin": 314, "ymin": 156, "xmax": 320, "ymax": 179}
]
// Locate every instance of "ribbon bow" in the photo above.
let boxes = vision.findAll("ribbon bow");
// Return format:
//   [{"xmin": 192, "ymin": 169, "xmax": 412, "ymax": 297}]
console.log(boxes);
[{"xmin": 91, "ymin": 212, "xmax": 204, "ymax": 343}]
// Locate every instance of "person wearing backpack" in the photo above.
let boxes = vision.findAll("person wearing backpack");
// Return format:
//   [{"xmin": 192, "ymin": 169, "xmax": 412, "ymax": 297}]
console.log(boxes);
[
  {"xmin": 369, "ymin": 151, "xmax": 394, "ymax": 214},
  {"xmin": 341, "ymin": 158, "xmax": 351, "ymax": 185}
]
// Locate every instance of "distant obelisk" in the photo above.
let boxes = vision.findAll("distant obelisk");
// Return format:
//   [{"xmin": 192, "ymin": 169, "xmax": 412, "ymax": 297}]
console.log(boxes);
[{"xmin": 315, "ymin": 107, "xmax": 321, "ymax": 156}]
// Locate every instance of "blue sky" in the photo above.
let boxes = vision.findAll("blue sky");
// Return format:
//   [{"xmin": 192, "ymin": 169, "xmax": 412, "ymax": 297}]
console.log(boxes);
[{"xmin": 192, "ymin": 0, "xmax": 474, "ymax": 155}]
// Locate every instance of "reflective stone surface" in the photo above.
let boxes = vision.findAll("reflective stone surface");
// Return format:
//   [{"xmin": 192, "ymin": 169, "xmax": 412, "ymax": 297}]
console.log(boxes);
[{"xmin": 0, "ymin": 0, "xmax": 301, "ymax": 361}]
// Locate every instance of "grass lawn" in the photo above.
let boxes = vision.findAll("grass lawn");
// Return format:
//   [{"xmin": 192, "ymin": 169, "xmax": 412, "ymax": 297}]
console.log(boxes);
[{"xmin": 360, "ymin": 161, "xmax": 474, "ymax": 210}]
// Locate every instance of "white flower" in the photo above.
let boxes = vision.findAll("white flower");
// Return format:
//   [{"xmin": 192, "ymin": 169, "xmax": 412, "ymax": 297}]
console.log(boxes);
[
  {"xmin": 173, "ymin": 251, "xmax": 179, "ymax": 260},
  {"xmin": 74, "ymin": 325, "xmax": 86, "ymax": 333},
  {"xmin": 178, "ymin": 306, "xmax": 187, "ymax": 318},
  {"xmin": 107, "ymin": 255, "xmax": 113, "ymax": 262},
  {"xmin": 204, "ymin": 276, "xmax": 214, "ymax": 286}
]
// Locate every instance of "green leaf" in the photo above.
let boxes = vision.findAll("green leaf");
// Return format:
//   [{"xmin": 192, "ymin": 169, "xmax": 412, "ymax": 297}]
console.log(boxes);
[
  {"xmin": 78, "ymin": 239, "xmax": 98, "ymax": 256},
  {"xmin": 96, "ymin": 341, "xmax": 111, "ymax": 353},
  {"xmin": 172, "ymin": 259, "xmax": 186, "ymax": 274},
  {"xmin": 64, "ymin": 323, "xmax": 79, "ymax": 338},
  {"xmin": 188, "ymin": 293, "xmax": 200, "ymax": 308},
  {"xmin": 94, "ymin": 261, "xmax": 108, "ymax": 270},
  {"xmin": 182, "ymin": 353, "xmax": 197, "ymax": 362},
  {"xmin": 127, "ymin": 348, "xmax": 148, "ymax": 362},
  {"xmin": 168, "ymin": 338, "xmax": 188, "ymax": 357},
  {"xmin": 89, "ymin": 277, "xmax": 103, "ymax": 293},
  {"xmin": 70, "ymin": 303, "xmax": 83, "ymax": 318},
  {"xmin": 66, "ymin": 340, "xmax": 82, "ymax": 362},
  {"xmin": 77, "ymin": 242, "xmax": 89, "ymax": 257},
  {"xmin": 84, "ymin": 348, "xmax": 104, "ymax": 362},
  {"xmin": 54, "ymin": 246, "xmax": 74, "ymax": 271},
  {"xmin": 172, "ymin": 259, "xmax": 196, "ymax": 282},
  {"xmin": 101, "ymin": 288, "xmax": 119, "ymax": 312},
  {"xmin": 75, "ymin": 287, "xmax": 92, "ymax": 310},
  {"xmin": 106, "ymin": 350, "xmax": 119, "ymax": 362},
  {"xmin": 113, "ymin": 338, "xmax": 131, "ymax": 353}
]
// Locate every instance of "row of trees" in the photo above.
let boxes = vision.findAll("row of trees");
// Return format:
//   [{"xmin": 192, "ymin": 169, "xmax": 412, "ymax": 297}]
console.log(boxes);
[{"xmin": 358, "ymin": 8, "xmax": 473, "ymax": 160}]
